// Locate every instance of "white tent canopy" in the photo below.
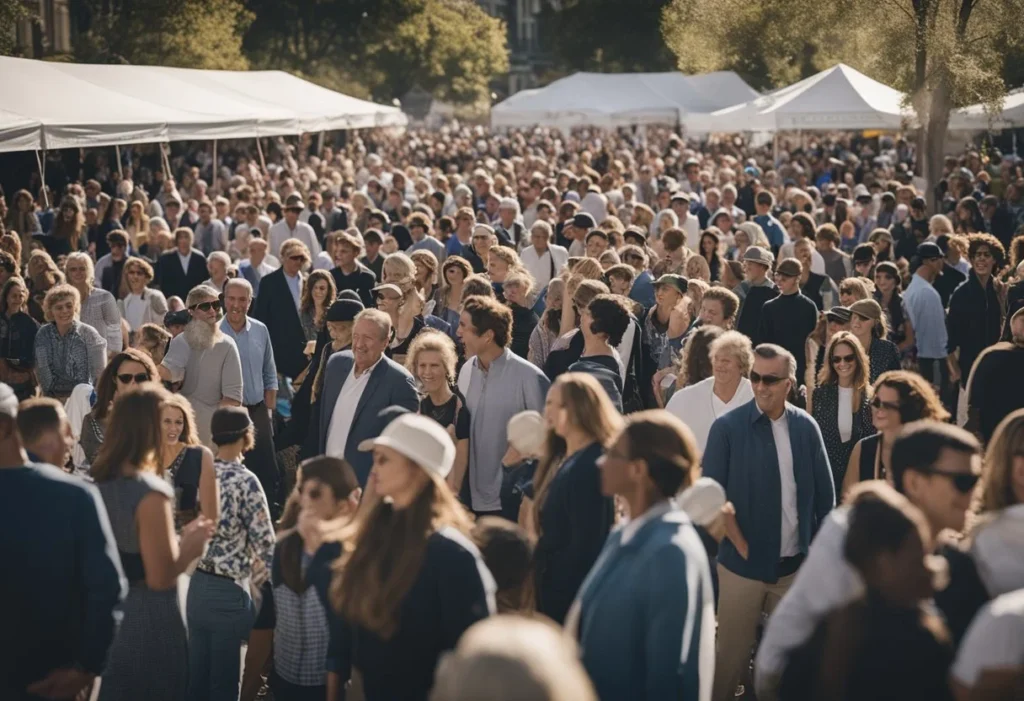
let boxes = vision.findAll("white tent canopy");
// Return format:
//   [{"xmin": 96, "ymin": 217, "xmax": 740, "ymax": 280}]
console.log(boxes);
[
  {"xmin": 949, "ymin": 91, "xmax": 1024, "ymax": 131},
  {"xmin": 490, "ymin": 71, "xmax": 758, "ymax": 129},
  {"xmin": 683, "ymin": 63, "xmax": 914, "ymax": 133},
  {"xmin": 0, "ymin": 56, "xmax": 406, "ymax": 152}
]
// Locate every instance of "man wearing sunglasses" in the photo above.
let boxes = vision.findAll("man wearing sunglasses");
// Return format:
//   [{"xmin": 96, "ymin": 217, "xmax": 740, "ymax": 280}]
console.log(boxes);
[
  {"xmin": 755, "ymin": 421, "xmax": 987, "ymax": 701},
  {"xmin": 158, "ymin": 285, "xmax": 243, "ymax": 445},
  {"xmin": 703, "ymin": 343, "xmax": 835, "ymax": 701}
]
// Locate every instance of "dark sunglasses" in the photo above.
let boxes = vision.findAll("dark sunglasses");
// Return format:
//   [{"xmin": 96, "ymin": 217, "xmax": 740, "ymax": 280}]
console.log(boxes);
[
  {"xmin": 288, "ymin": 254, "xmax": 306, "ymax": 262},
  {"xmin": 924, "ymin": 468, "xmax": 980, "ymax": 494},
  {"xmin": 117, "ymin": 372, "xmax": 150, "ymax": 384},
  {"xmin": 750, "ymin": 371, "xmax": 785, "ymax": 386},
  {"xmin": 870, "ymin": 397, "xmax": 900, "ymax": 412},
  {"xmin": 190, "ymin": 300, "xmax": 221, "ymax": 313},
  {"xmin": 831, "ymin": 353, "xmax": 856, "ymax": 365}
]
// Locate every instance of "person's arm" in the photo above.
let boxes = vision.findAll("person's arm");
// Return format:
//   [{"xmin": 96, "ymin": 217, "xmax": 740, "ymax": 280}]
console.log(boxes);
[
  {"xmin": 85, "ymin": 328, "xmax": 107, "ymax": 381},
  {"xmin": 100, "ymin": 293, "xmax": 123, "ymax": 353},
  {"xmin": 35, "ymin": 331, "xmax": 54, "ymax": 395},
  {"xmin": 898, "ymin": 308, "xmax": 916, "ymax": 352},
  {"xmin": 841, "ymin": 441, "xmax": 862, "ymax": 497},
  {"xmin": 220, "ymin": 342, "xmax": 244, "ymax": 407},
  {"xmin": 160, "ymin": 333, "xmax": 189, "ymax": 383},
  {"xmin": 151, "ymin": 290, "xmax": 169, "ymax": 319},
  {"xmin": 198, "ymin": 447, "xmax": 220, "ymax": 523},
  {"xmin": 261, "ymin": 325, "xmax": 279, "ymax": 413},
  {"xmin": 137, "ymin": 492, "xmax": 214, "ymax": 590},
  {"xmin": 449, "ymin": 438, "xmax": 469, "ymax": 494}
]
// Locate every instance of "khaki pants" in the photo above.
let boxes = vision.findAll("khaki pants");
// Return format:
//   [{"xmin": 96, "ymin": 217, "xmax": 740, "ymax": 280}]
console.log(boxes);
[{"xmin": 712, "ymin": 564, "xmax": 796, "ymax": 701}]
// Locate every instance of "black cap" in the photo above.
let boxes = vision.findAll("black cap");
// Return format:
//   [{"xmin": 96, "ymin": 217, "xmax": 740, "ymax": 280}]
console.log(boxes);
[
  {"xmin": 326, "ymin": 298, "xmax": 364, "ymax": 322},
  {"xmin": 653, "ymin": 274, "xmax": 688, "ymax": 296},
  {"xmin": 337, "ymin": 289, "xmax": 363, "ymax": 303},
  {"xmin": 853, "ymin": 245, "xmax": 875, "ymax": 263},
  {"xmin": 164, "ymin": 310, "xmax": 190, "ymax": 327},
  {"xmin": 210, "ymin": 406, "xmax": 252, "ymax": 444},
  {"xmin": 917, "ymin": 242, "xmax": 943, "ymax": 260},
  {"xmin": 571, "ymin": 212, "xmax": 596, "ymax": 230},
  {"xmin": 825, "ymin": 306, "xmax": 852, "ymax": 324}
]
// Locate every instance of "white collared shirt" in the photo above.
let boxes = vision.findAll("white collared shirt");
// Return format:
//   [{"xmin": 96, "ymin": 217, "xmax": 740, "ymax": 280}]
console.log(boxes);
[
  {"xmin": 769, "ymin": 410, "xmax": 800, "ymax": 557},
  {"xmin": 325, "ymin": 355, "xmax": 384, "ymax": 459},
  {"xmin": 177, "ymin": 250, "xmax": 192, "ymax": 273}
]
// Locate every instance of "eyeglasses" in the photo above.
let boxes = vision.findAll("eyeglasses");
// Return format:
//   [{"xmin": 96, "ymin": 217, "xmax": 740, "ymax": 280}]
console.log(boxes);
[
  {"xmin": 870, "ymin": 396, "xmax": 900, "ymax": 412},
  {"xmin": 831, "ymin": 353, "xmax": 856, "ymax": 365},
  {"xmin": 922, "ymin": 468, "xmax": 980, "ymax": 494},
  {"xmin": 190, "ymin": 300, "xmax": 221, "ymax": 313},
  {"xmin": 750, "ymin": 371, "xmax": 786, "ymax": 386},
  {"xmin": 288, "ymin": 254, "xmax": 306, "ymax": 262},
  {"xmin": 117, "ymin": 372, "xmax": 150, "ymax": 385}
]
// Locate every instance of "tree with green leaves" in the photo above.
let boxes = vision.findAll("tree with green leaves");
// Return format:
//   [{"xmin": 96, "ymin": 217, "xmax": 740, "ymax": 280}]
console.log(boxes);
[
  {"xmin": 662, "ymin": 0, "xmax": 1024, "ymax": 206},
  {"xmin": 73, "ymin": 0, "xmax": 252, "ymax": 69},
  {"xmin": 0, "ymin": 0, "xmax": 30, "ymax": 56}
]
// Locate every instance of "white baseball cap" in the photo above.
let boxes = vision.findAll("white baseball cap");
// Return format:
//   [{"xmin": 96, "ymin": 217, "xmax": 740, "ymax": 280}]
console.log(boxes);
[{"xmin": 359, "ymin": 413, "xmax": 456, "ymax": 479}]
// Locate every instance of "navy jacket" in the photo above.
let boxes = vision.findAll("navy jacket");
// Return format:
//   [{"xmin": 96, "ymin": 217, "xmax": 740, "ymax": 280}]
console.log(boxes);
[
  {"xmin": 576, "ymin": 504, "xmax": 716, "ymax": 701},
  {"xmin": 534, "ymin": 442, "xmax": 614, "ymax": 624},
  {"xmin": 317, "ymin": 351, "xmax": 419, "ymax": 485},
  {"xmin": 253, "ymin": 268, "xmax": 308, "ymax": 379},
  {"xmin": 702, "ymin": 400, "xmax": 835, "ymax": 583},
  {"xmin": 1, "ymin": 464, "xmax": 126, "ymax": 700}
]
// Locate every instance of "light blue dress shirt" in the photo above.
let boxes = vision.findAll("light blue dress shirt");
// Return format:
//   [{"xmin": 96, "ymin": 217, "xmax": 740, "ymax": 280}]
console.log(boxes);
[
  {"xmin": 220, "ymin": 316, "xmax": 278, "ymax": 406},
  {"xmin": 903, "ymin": 273, "xmax": 948, "ymax": 359}
]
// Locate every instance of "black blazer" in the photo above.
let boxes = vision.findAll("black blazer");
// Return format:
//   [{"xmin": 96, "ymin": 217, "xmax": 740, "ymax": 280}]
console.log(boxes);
[
  {"xmin": 156, "ymin": 248, "xmax": 208, "ymax": 303},
  {"xmin": 252, "ymin": 267, "xmax": 308, "ymax": 378}
]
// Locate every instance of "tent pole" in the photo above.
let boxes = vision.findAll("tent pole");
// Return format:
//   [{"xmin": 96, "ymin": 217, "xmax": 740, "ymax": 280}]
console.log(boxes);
[
  {"xmin": 35, "ymin": 151, "xmax": 49, "ymax": 209},
  {"xmin": 115, "ymin": 144, "xmax": 124, "ymax": 181},
  {"xmin": 317, "ymin": 130, "xmax": 325, "ymax": 155},
  {"xmin": 160, "ymin": 144, "xmax": 170, "ymax": 183},
  {"xmin": 256, "ymin": 137, "xmax": 267, "ymax": 174},
  {"xmin": 212, "ymin": 140, "xmax": 218, "ymax": 196}
]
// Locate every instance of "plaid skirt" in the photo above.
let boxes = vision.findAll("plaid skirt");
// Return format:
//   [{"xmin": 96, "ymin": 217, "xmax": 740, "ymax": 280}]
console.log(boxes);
[{"xmin": 98, "ymin": 584, "xmax": 187, "ymax": 701}]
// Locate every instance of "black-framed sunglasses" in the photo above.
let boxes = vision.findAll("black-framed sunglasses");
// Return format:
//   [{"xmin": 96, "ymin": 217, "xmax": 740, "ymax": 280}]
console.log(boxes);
[
  {"xmin": 117, "ymin": 372, "xmax": 150, "ymax": 385},
  {"xmin": 288, "ymin": 254, "xmax": 307, "ymax": 262},
  {"xmin": 831, "ymin": 353, "xmax": 856, "ymax": 365},
  {"xmin": 190, "ymin": 300, "xmax": 221, "ymax": 313},
  {"xmin": 750, "ymin": 371, "xmax": 785, "ymax": 386},
  {"xmin": 870, "ymin": 396, "xmax": 900, "ymax": 412},
  {"xmin": 923, "ymin": 468, "xmax": 980, "ymax": 494}
]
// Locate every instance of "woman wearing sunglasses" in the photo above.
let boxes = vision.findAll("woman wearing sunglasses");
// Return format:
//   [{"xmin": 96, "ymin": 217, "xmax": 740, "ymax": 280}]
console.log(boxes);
[
  {"xmin": 847, "ymin": 298, "xmax": 902, "ymax": 382},
  {"xmin": 841, "ymin": 370, "xmax": 950, "ymax": 496},
  {"xmin": 808, "ymin": 332, "xmax": 874, "ymax": 487},
  {"xmin": 79, "ymin": 349, "xmax": 160, "ymax": 466}
]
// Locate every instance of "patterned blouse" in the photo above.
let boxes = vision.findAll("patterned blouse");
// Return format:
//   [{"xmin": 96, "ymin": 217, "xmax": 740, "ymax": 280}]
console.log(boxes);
[
  {"xmin": 197, "ymin": 458, "xmax": 276, "ymax": 581},
  {"xmin": 34, "ymin": 320, "xmax": 107, "ymax": 397}
]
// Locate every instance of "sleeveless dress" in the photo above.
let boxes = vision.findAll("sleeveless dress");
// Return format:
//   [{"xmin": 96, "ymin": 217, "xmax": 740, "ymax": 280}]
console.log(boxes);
[
  {"xmin": 96, "ymin": 473, "xmax": 187, "ymax": 701},
  {"xmin": 163, "ymin": 445, "xmax": 205, "ymax": 531}
]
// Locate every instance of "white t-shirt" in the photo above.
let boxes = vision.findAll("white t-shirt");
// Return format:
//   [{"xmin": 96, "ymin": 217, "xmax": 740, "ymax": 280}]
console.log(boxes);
[
  {"xmin": 123, "ymin": 293, "xmax": 148, "ymax": 331},
  {"xmin": 837, "ymin": 386, "xmax": 854, "ymax": 443},
  {"xmin": 770, "ymin": 412, "xmax": 800, "ymax": 558},
  {"xmin": 952, "ymin": 589, "xmax": 1024, "ymax": 687},
  {"xmin": 325, "ymin": 356, "xmax": 382, "ymax": 459},
  {"xmin": 665, "ymin": 376, "xmax": 754, "ymax": 455}
]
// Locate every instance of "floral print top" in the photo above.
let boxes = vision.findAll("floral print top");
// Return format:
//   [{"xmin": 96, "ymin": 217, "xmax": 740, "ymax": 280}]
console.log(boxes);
[{"xmin": 197, "ymin": 458, "xmax": 275, "ymax": 581}]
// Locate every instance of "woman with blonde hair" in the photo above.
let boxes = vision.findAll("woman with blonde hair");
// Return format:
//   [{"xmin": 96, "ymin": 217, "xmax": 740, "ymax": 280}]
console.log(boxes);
[
  {"xmin": 118, "ymin": 257, "xmax": 168, "ymax": 338},
  {"xmin": 382, "ymin": 250, "xmax": 417, "ymax": 287},
  {"xmin": 124, "ymin": 200, "xmax": 151, "ymax": 251},
  {"xmin": 407, "ymin": 329, "xmax": 470, "ymax": 493},
  {"xmin": 309, "ymin": 413, "xmax": 495, "ymax": 699},
  {"xmin": 436, "ymin": 255, "xmax": 472, "ymax": 330},
  {"xmin": 809, "ymin": 331, "xmax": 874, "ymax": 485},
  {"xmin": 528, "ymin": 277, "xmax": 565, "ymax": 369},
  {"xmin": 848, "ymin": 298, "xmax": 901, "ymax": 382},
  {"xmin": 64, "ymin": 251, "xmax": 122, "ymax": 356},
  {"xmin": 132, "ymin": 322, "xmax": 171, "ymax": 365},
  {"xmin": 299, "ymin": 269, "xmax": 337, "ymax": 343},
  {"xmin": 33, "ymin": 284, "xmax": 106, "ymax": 399},
  {"xmin": 686, "ymin": 254, "xmax": 712, "ymax": 283},
  {"xmin": 532, "ymin": 373, "xmax": 621, "ymax": 624},
  {"xmin": 159, "ymin": 391, "xmax": 218, "ymax": 529},
  {"xmin": 91, "ymin": 384, "xmax": 216, "ymax": 701}
]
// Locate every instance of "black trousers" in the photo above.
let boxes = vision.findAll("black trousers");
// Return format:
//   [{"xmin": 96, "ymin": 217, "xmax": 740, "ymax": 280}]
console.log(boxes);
[
  {"xmin": 245, "ymin": 401, "xmax": 281, "ymax": 517},
  {"xmin": 918, "ymin": 358, "xmax": 955, "ymax": 419}
]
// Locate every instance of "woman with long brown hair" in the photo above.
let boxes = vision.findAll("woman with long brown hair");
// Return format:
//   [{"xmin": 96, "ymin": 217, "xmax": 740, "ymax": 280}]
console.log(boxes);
[
  {"xmin": 0, "ymin": 276, "xmax": 39, "ymax": 400},
  {"xmin": 46, "ymin": 195, "xmax": 85, "ymax": 258},
  {"xmin": 91, "ymin": 384, "xmax": 215, "ymax": 701},
  {"xmin": 159, "ymin": 392, "xmax": 217, "ymax": 529},
  {"xmin": 79, "ymin": 348, "xmax": 159, "ymax": 466},
  {"xmin": 808, "ymin": 332, "xmax": 874, "ymax": 486},
  {"xmin": 6, "ymin": 189, "xmax": 40, "ymax": 263},
  {"xmin": 309, "ymin": 413, "xmax": 495, "ymax": 700},
  {"xmin": 531, "ymin": 373, "xmax": 621, "ymax": 624},
  {"xmin": 300, "ymin": 269, "xmax": 337, "ymax": 343}
]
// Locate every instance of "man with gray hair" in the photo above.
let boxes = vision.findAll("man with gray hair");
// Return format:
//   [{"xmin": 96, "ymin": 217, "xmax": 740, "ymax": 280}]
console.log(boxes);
[
  {"xmin": 494, "ymin": 197, "xmax": 524, "ymax": 249},
  {"xmin": 158, "ymin": 285, "xmax": 243, "ymax": 445},
  {"xmin": 702, "ymin": 343, "xmax": 834, "ymax": 701},
  {"xmin": 220, "ymin": 278, "xmax": 280, "ymax": 512}
]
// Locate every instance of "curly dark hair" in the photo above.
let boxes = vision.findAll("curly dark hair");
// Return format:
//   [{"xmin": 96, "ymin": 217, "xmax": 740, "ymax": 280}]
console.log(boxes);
[
  {"xmin": 966, "ymin": 232, "xmax": 1007, "ymax": 269},
  {"xmin": 679, "ymin": 325, "xmax": 724, "ymax": 387}
]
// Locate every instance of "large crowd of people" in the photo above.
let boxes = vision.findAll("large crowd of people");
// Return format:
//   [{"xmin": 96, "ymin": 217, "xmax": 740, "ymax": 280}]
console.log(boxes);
[{"xmin": 3, "ymin": 123, "xmax": 1024, "ymax": 701}]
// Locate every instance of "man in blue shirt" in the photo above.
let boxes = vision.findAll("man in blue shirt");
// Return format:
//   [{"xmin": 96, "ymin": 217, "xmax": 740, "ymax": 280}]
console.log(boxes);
[
  {"xmin": 753, "ymin": 191, "xmax": 787, "ymax": 256},
  {"xmin": 903, "ymin": 242, "xmax": 956, "ymax": 413},
  {"xmin": 702, "ymin": 344, "xmax": 834, "ymax": 701},
  {"xmin": 0, "ymin": 387, "xmax": 125, "ymax": 701},
  {"xmin": 221, "ymin": 278, "xmax": 281, "ymax": 514}
]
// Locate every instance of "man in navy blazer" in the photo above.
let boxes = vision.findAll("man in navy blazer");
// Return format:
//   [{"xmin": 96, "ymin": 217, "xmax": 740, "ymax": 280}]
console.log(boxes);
[{"xmin": 319, "ymin": 308, "xmax": 419, "ymax": 485}]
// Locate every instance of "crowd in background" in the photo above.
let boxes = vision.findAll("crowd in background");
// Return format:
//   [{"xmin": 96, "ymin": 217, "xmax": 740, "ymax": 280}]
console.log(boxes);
[{"xmin": 2, "ymin": 123, "xmax": 1024, "ymax": 701}]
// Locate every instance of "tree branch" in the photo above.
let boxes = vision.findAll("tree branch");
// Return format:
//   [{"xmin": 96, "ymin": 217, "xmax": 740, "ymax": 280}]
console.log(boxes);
[{"xmin": 880, "ymin": 0, "xmax": 916, "ymax": 23}]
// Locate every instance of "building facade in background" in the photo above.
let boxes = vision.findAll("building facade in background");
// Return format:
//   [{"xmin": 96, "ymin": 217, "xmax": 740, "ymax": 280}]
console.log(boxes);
[
  {"xmin": 10, "ymin": 0, "xmax": 71, "ymax": 58},
  {"xmin": 477, "ymin": 0, "xmax": 551, "ymax": 97}
]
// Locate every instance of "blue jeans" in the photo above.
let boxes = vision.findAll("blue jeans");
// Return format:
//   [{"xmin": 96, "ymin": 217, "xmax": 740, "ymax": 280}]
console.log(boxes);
[{"xmin": 187, "ymin": 570, "xmax": 255, "ymax": 701}]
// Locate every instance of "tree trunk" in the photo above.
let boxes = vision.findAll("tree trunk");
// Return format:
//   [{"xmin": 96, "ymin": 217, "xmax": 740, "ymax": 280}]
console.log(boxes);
[{"xmin": 923, "ymin": 72, "xmax": 952, "ymax": 214}]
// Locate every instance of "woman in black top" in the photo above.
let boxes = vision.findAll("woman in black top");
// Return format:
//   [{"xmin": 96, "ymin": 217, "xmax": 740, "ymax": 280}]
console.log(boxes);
[
  {"xmin": 406, "ymin": 329, "xmax": 470, "ymax": 496},
  {"xmin": 848, "ymin": 298, "xmax": 902, "ymax": 382},
  {"xmin": 309, "ymin": 413, "xmax": 494, "ymax": 701},
  {"xmin": 377, "ymin": 281, "xmax": 426, "ymax": 365},
  {"xmin": 873, "ymin": 261, "xmax": 915, "ymax": 358},
  {"xmin": 699, "ymin": 229, "xmax": 724, "ymax": 283},
  {"xmin": 46, "ymin": 196, "xmax": 85, "ymax": 259},
  {"xmin": 159, "ymin": 392, "xmax": 218, "ymax": 529},
  {"xmin": 781, "ymin": 486, "xmax": 953, "ymax": 701},
  {"xmin": 808, "ymin": 332, "xmax": 873, "ymax": 486},
  {"xmin": 842, "ymin": 370, "xmax": 950, "ymax": 495},
  {"xmin": 532, "ymin": 373, "xmax": 621, "ymax": 624},
  {"xmin": 80, "ymin": 348, "xmax": 159, "ymax": 466},
  {"xmin": 0, "ymin": 277, "xmax": 40, "ymax": 399},
  {"xmin": 502, "ymin": 271, "xmax": 538, "ymax": 359}
]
